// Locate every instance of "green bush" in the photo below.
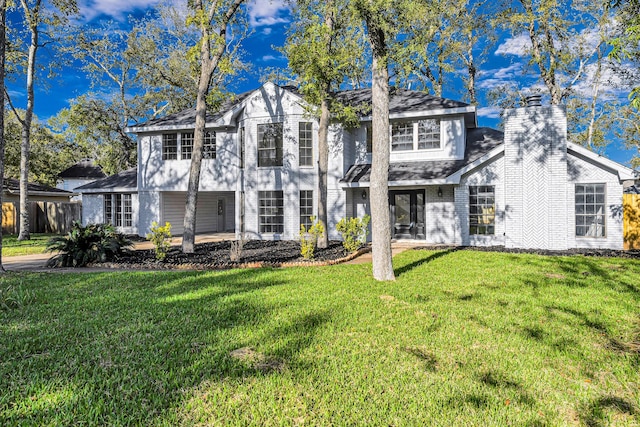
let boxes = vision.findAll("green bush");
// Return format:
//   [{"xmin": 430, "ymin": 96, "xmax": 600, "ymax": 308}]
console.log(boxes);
[
  {"xmin": 46, "ymin": 222, "xmax": 132, "ymax": 267},
  {"xmin": 299, "ymin": 216, "xmax": 325, "ymax": 260},
  {"xmin": 336, "ymin": 215, "xmax": 370, "ymax": 252},
  {"xmin": 146, "ymin": 221, "xmax": 172, "ymax": 261}
]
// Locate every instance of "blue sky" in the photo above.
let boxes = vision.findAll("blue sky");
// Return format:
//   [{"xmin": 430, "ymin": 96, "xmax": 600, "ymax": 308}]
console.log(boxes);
[{"xmin": 6, "ymin": 0, "xmax": 637, "ymax": 167}]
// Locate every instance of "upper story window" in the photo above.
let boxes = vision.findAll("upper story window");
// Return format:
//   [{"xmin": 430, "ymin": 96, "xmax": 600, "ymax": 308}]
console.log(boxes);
[
  {"xmin": 575, "ymin": 184, "xmax": 605, "ymax": 237},
  {"xmin": 181, "ymin": 132, "xmax": 194, "ymax": 160},
  {"xmin": 391, "ymin": 122, "xmax": 414, "ymax": 151},
  {"xmin": 162, "ymin": 134, "xmax": 178, "ymax": 160},
  {"xmin": 203, "ymin": 131, "xmax": 216, "ymax": 159},
  {"xmin": 390, "ymin": 119, "xmax": 441, "ymax": 152},
  {"xmin": 418, "ymin": 119, "xmax": 441, "ymax": 149},
  {"xmin": 299, "ymin": 122, "xmax": 313, "ymax": 167},
  {"xmin": 469, "ymin": 185, "xmax": 495, "ymax": 235},
  {"xmin": 258, "ymin": 122, "xmax": 283, "ymax": 167}
]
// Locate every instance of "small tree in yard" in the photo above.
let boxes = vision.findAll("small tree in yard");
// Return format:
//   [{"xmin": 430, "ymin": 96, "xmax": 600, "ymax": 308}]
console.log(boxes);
[
  {"xmin": 146, "ymin": 221, "xmax": 172, "ymax": 261},
  {"xmin": 300, "ymin": 216, "xmax": 325, "ymax": 259},
  {"xmin": 336, "ymin": 215, "xmax": 370, "ymax": 253}
]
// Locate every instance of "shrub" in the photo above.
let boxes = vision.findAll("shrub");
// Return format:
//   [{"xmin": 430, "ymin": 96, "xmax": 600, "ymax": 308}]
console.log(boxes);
[
  {"xmin": 46, "ymin": 222, "xmax": 132, "ymax": 267},
  {"xmin": 0, "ymin": 285, "xmax": 35, "ymax": 311},
  {"xmin": 146, "ymin": 221, "xmax": 172, "ymax": 261},
  {"xmin": 336, "ymin": 215, "xmax": 370, "ymax": 252},
  {"xmin": 300, "ymin": 216, "xmax": 325, "ymax": 259}
]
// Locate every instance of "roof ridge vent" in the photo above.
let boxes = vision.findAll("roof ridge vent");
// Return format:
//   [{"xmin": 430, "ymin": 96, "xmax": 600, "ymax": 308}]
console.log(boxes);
[{"xmin": 526, "ymin": 94, "xmax": 542, "ymax": 107}]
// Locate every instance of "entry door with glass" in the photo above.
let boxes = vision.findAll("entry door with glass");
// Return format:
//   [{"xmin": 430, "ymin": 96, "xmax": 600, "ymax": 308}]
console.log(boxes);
[{"xmin": 390, "ymin": 190, "xmax": 425, "ymax": 239}]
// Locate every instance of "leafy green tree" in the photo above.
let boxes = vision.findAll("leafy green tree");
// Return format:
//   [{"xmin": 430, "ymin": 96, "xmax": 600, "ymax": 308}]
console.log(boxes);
[
  {"xmin": 0, "ymin": 0, "xmax": 6, "ymax": 271},
  {"xmin": 182, "ymin": 0, "xmax": 247, "ymax": 253},
  {"xmin": 4, "ymin": 112, "xmax": 85, "ymax": 186},
  {"xmin": 610, "ymin": 0, "xmax": 640, "ymax": 109},
  {"xmin": 284, "ymin": 0, "xmax": 366, "ymax": 248},
  {"xmin": 6, "ymin": 0, "xmax": 78, "ymax": 240}
]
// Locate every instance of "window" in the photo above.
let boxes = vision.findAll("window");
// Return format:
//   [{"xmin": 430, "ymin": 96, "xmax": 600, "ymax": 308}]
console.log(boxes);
[
  {"xmin": 299, "ymin": 122, "xmax": 313, "ymax": 166},
  {"xmin": 181, "ymin": 132, "xmax": 193, "ymax": 160},
  {"xmin": 391, "ymin": 122, "xmax": 413, "ymax": 151},
  {"xmin": 104, "ymin": 194, "xmax": 132, "ymax": 227},
  {"xmin": 418, "ymin": 119, "xmax": 441, "ymax": 149},
  {"xmin": 203, "ymin": 131, "xmax": 216, "ymax": 159},
  {"xmin": 365, "ymin": 123, "xmax": 372, "ymax": 153},
  {"xmin": 575, "ymin": 184, "xmax": 606, "ymax": 237},
  {"xmin": 258, "ymin": 123, "xmax": 283, "ymax": 167},
  {"xmin": 469, "ymin": 186, "xmax": 495, "ymax": 235},
  {"xmin": 240, "ymin": 127, "xmax": 245, "ymax": 168},
  {"xmin": 162, "ymin": 134, "xmax": 178, "ymax": 160},
  {"xmin": 300, "ymin": 190, "xmax": 313, "ymax": 229},
  {"xmin": 259, "ymin": 191, "xmax": 284, "ymax": 233}
]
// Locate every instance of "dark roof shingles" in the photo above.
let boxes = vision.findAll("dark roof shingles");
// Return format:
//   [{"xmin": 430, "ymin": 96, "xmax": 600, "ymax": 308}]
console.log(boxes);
[
  {"xmin": 58, "ymin": 160, "xmax": 106, "ymax": 179},
  {"xmin": 3, "ymin": 178, "xmax": 74, "ymax": 195},
  {"xmin": 75, "ymin": 168, "xmax": 137, "ymax": 191},
  {"xmin": 342, "ymin": 127, "xmax": 504, "ymax": 183}
]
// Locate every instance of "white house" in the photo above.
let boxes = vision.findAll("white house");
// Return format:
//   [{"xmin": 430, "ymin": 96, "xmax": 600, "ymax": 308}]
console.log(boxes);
[
  {"xmin": 75, "ymin": 82, "xmax": 637, "ymax": 250},
  {"xmin": 57, "ymin": 160, "xmax": 106, "ymax": 202}
]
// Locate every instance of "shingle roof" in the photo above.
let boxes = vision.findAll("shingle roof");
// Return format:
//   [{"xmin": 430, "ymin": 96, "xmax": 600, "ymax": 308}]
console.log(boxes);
[
  {"xmin": 341, "ymin": 127, "xmax": 504, "ymax": 184},
  {"xmin": 334, "ymin": 87, "xmax": 470, "ymax": 116},
  {"xmin": 74, "ymin": 168, "xmax": 137, "ymax": 191},
  {"xmin": 58, "ymin": 160, "xmax": 106, "ymax": 179},
  {"xmin": 129, "ymin": 90, "xmax": 255, "ymax": 130},
  {"xmin": 3, "ymin": 178, "xmax": 75, "ymax": 196}
]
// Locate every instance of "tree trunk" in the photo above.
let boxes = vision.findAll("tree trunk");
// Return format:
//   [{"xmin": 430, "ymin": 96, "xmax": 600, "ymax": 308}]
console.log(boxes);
[
  {"xmin": 0, "ymin": 0, "xmax": 6, "ymax": 271},
  {"xmin": 316, "ymin": 95, "xmax": 330, "ymax": 249},
  {"xmin": 182, "ymin": 10, "xmax": 212, "ymax": 254},
  {"xmin": 18, "ymin": 16, "xmax": 38, "ymax": 241},
  {"xmin": 369, "ymin": 36, "xmax": 395, "ymax": 281}
]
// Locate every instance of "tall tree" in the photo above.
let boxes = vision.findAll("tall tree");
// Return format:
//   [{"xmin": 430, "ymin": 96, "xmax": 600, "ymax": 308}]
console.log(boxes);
[
  {"xmin": 182, "ymin": 0, "xmax": 246, "ymax": 253},
  {"xmin": 610, "ymin": 0, "xmax": 640, "ymax": 110},
  {"xmin": 0, "ymin": 0, "xmax": 6, "ymax": 271},
  {"xmin": 6, "ymin": 0, "xmax": 77, "ymax": 240},
  {"xmin": 58, "ymin": 9, "xmax": 198, "ymax": 175},
  {"xmin": 285, "ymin": 0, "xmax": 365, "ymax": 249},
  {"xmin": 352, "ymin": 0, "xmax": 398, "ymax": 281}
]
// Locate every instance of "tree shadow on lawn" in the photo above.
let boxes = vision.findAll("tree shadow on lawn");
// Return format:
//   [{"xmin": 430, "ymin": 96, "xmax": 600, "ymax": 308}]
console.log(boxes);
[
  {"xmin": 393, "ymin": 248, "xmax": 460, "ymax": 277},
  {"xmin": 0, "ymin": 268, "xmax": 332, "ymax": 426}
]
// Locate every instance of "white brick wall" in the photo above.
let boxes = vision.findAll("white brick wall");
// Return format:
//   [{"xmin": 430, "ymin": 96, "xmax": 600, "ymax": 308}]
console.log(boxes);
[{"xmin": 503, "ymin": 105, "xmax": 569, "ymax": 250}]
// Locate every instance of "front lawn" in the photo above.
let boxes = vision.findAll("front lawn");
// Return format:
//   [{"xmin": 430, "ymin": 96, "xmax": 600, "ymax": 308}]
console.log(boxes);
[
  {"xmin": 1, "ymin": 234, "xmax": 54, "ymax": 257},
  {"xmin": 0, "ymin": 250, "xmax": 638, "ymax": 425}
]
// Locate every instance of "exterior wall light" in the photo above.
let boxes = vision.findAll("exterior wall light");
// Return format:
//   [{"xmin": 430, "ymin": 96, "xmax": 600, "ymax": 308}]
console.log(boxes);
[{"xmin": 437, "ymin": 187, "xmax": 443, "ymax": 197}]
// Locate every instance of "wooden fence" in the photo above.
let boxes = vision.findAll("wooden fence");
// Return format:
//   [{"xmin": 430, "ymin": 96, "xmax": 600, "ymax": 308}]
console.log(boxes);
[
  {"xmin": 2, "ymin": 201, "xmax": 81, "ymax": 235},
  {"xmin": 623, "ymin": 194, "xmax": 640, "ymax": 250}
]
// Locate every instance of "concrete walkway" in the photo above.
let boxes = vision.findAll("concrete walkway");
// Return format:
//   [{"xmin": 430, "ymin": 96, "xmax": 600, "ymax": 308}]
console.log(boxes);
[{"xmin": 1, "ymin": 235, "xmax": 423, "ymax": 272}]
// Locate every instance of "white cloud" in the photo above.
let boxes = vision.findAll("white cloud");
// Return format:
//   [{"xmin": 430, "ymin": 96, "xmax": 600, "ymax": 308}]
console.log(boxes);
[
  {"xmin": 79, "ymin": 0, "xmax": 163, "ymax": 21},
  {"xmin": 262, "ymin": 55, "xmax": 277, "ymax": 61},
  {"xmin": 247, "ymin": 0, "xmax": 289, "ymax": 27},
  {"xmin": 495, "ymin": 33, "xmax": 531, "ymax": 57},
  {"xmin": 477, "ymin": 106, "xmax": 502, "ymax": 119}
]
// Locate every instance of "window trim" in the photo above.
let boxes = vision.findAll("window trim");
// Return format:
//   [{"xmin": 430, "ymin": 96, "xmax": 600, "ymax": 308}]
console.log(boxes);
[
  {"xmin": 162, "ymin": 133, "xmax": 178, "ymax": 160},
  {"xmin": 469, "ymin": 185, "xmax": 495, "ymax": 236},
  {"xmin": 181, "ymin": 132, "xmax": 194, "ymax": 160},
  {"xmin": 575, "ymin": 183, "xmax": 606, "ymax": 238},
  {"xmin": 257, "ymin": 122, "xmax": 284, "ymax": 167},
  {"xmin": 299, "ymin": 122, "xmax": 313, "ymax": 167},
  {"xmin": 259, "ymin": 190, "xmax": 284, "ymax": 234},
  {"xmin": 104, "ymin": 194, "xmax": 133, "ymax": 228},
  {"xmin": 300, "ymin": 190, "xmax": 313, "ymax": 229}
]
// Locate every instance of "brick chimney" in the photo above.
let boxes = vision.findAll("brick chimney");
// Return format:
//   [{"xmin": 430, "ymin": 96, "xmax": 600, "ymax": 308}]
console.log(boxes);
[{"xmin": 503, "ymin": 101, "xmax": 569, "ymax": 250}]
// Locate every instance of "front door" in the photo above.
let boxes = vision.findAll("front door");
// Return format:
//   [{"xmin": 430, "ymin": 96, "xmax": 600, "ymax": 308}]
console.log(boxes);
[{"xmin": 390, "ymin": 190, "xmax": 425, "ymax": 239}]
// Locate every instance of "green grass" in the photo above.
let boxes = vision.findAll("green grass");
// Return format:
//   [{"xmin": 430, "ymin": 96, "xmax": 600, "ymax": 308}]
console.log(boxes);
[
  {"xmin": 1, "ymin": 234, "xmax": 54, "ymax": 257},
  {"xmin": 0, "ymin": 249, "xmax": 639, "ymax": 426}
]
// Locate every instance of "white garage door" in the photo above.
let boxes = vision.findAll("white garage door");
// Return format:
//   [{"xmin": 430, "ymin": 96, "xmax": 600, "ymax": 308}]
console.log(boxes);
[{"xmin": 161, "ymin": 192, "xmax": 218, "ymax": 235}]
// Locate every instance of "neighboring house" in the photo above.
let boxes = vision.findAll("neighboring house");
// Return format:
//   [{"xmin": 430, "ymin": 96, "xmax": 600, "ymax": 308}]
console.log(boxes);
[
  {"xmin": 57, "ymin": 160, "xmax": 107, "ymax": 202},
  {"xmin": 2, "ymin": 178, "xmax": 78, "ymax": 234},
  {"xmin": 77, "ymin": 82, "xmax": 637, "ymax": 250}
]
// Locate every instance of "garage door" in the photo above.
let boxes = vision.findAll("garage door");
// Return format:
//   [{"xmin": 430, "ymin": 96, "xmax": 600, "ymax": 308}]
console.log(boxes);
[{"xmin": 161, "ymin": 192, "xmax": 218, "ymax": 235}]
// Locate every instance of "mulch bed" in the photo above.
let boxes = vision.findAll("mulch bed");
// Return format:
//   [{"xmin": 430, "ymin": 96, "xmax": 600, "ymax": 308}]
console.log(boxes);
[
  {"xmin": 412, "ymin": 245, "xmax": 640, "ymax": 259},
  {"xmin": 98, "ymin": 240, "xmax": 361, "ymax": 270}
]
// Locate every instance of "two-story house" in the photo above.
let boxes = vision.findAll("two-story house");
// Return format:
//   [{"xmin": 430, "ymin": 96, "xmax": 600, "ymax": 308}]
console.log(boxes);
[{"xmin": 76, "ymin": 82, "xmax": 636, "ymax": 250}]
